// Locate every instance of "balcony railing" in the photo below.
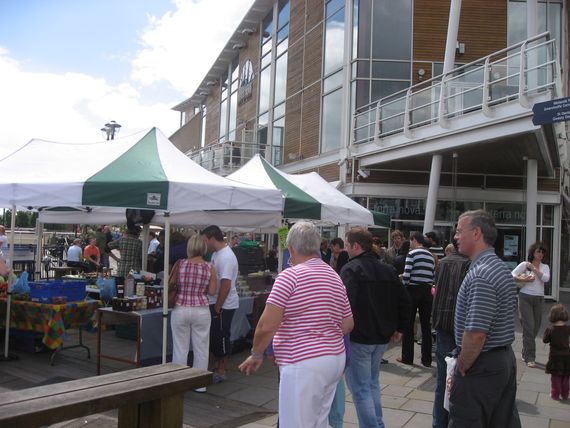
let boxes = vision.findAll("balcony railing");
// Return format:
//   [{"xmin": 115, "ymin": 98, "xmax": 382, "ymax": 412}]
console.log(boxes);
[
  {"xmin": 353, "ymin": 32, "xmax": 560, "ymax": 145},
  {"xmin": 187, "ymin": 140, "xmax": 283, "ymax": 176}
]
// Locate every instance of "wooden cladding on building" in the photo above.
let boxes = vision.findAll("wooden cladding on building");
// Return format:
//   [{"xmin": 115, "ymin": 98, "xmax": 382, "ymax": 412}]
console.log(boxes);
[
  {"xmin": 283, "ymin": 0, "xmax": 325, "ymax": 165},
  {"xmin": 413, "ymin": 0, "xmax": 507, "ymax": 68}
]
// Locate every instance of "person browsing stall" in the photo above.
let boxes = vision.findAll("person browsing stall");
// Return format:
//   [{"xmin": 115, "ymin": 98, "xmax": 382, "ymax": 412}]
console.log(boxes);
[
  {"xmin": 201, "ymin": 225, "xmax": 239, "ymax": 383},
  {"xmin": 239, "ymin": 222, "xmax": 353, "ymax": 428}
]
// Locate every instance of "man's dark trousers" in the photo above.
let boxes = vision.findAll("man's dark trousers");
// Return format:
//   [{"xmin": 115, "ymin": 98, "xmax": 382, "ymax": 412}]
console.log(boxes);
[{"xmin": 449, "ymin": 346, "xmax": 521, "ymax": 428}]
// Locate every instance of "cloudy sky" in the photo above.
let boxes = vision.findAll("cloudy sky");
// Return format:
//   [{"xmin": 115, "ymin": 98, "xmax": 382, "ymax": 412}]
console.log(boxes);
[{"xmin": 0, "ymin": 0, "xmax": 255, "ymax": 157}]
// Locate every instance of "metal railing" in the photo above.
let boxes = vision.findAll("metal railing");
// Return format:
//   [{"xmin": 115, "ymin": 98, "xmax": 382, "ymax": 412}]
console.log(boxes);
[
  {"xmin": 187, "ymin": 140, "xmax": 283, "ymax": 175},
  {"xmin": 353, "ymin": 32, "xmax": 560, "ymax": 145}
]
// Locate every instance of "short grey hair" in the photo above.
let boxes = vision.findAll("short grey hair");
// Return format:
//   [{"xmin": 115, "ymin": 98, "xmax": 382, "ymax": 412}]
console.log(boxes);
[
  {"xmin": 286, "ymin": 222, "xmax": 321, "ymax": 256},
  {"xmin": 459, "ymin": 209, "xmax": 497, "ymax": 246}
]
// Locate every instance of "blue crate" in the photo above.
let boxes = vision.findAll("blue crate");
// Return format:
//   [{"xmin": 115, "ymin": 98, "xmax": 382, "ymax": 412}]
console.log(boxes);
[{"xmin": 29, "ymin": 279, "xmax": 87, "ymax": 303}]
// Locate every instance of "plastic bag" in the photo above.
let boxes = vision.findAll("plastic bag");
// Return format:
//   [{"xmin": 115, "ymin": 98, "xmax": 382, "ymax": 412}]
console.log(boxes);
[
  {"xmin": 444, "ymin": 356, "xmax": 457, "ymax": 411},
  {"xmin": 12, "ymin": 271, "xmax": 30, "ymax": 294},
  {"xmin": 96, "ymin": 276, "xmax": 117, "ymax": 302}
]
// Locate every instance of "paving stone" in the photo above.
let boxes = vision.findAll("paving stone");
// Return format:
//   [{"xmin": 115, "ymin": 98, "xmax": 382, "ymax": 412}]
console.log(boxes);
[
  {"xmin": 549, "ymin": 419, "xmax": 570, "ymax": 428},
  {"xmin": 382, "ymin": 384, "xmax": 414, "ymax": 398},
  {"xmin": 382, "ymin": 407, "xmax": 415, "ymax": 427},
  {"xmin": 406, "ymin": 388, "xmax": 435, "ymax": 402},
  {"xmin": 382, "ymin": 395, "xmax": 408, "ymax": 409},
  {"xmin": 402, "ymin": 412, "xmax": 433, "ymax": 427},
  {"xmin": 226, "ymin": 386, "xmax": 278, "ymax": 407},
  {"xmin": 516, "ymin": 388, "xmax": 539, "ymax": 405},
  {"xmin": 519, "ymin": 414, "xmax": 549, "ymax": 428},
  {"xmin": 400, "ymin": 398, "xmax": 434, "ymax": 414}
]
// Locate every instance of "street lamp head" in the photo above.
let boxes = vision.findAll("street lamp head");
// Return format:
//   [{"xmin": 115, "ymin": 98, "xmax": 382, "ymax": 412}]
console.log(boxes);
[{"xmin": 101, "ymin": 120, "xmax": 122, "ymax": 140}]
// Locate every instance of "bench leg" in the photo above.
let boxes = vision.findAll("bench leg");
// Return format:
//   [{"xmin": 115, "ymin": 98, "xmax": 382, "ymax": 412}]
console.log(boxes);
[
  {"xmin": 138, "ymin": 394, "xmax": 184, "ymax": 428},
  {"xmin": 118, "ymin": 403, "xmax": 139, "ymax": 428},
  {"xmin": 118, "ymin": 395, "xmax": 184, "ymax": 428}
]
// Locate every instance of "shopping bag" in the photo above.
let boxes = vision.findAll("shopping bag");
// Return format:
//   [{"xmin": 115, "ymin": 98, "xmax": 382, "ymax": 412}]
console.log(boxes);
[{"xmin": 96, "ymin": 276, "xmax": 117, "ymax": 302}]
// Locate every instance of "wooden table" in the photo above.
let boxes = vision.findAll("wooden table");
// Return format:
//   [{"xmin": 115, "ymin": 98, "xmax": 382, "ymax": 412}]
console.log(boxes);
[{"xmin": 51, "ymin": 266, "xmax": 83, "ymax": 278}]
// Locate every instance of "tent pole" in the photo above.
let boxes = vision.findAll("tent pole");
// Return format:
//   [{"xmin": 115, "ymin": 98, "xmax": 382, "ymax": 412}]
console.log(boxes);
[
  {"xmin": 141, "ymin": 224, "xmax": 149, "ymax": 272},
  {"xmin": 162, "ymin": 214, "xmax": 171, "ymax": 364},
  {"xmin": 35, "ymin": 218, "xmax": 43, "ymax": 280},
  {"xmin": 2, "ymin": 204, "xmax": 17, "ymax": 360}
]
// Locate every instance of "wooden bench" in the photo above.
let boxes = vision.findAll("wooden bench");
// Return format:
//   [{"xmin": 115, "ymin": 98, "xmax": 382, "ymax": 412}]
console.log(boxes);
[
  {"xmin": 0, "ymin": 363, "xmax": 212, "ymax": 428},
  {"xmin": 52, "ymin": 265, "xmax": 84, "ymax": 278}
]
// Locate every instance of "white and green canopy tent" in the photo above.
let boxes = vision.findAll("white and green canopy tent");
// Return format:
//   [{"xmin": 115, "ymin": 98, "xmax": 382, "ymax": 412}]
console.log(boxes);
[
  {"xmin": 227, "ymin": 154, "xmax": 390, "ymax": 227},
  {"xmin": 0, "ymin": 128, "xmax": 283, "ymax": 362}
]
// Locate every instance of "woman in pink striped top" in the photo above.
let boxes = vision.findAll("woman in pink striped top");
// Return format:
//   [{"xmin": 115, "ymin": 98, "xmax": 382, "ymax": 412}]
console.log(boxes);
[
  {"xmin": 171, "ymin": 234, "xmax": 217, "ymax": 392},
  {"xmin": 239, "ymin": 222, "xmax": 354, "ymax": 427}
]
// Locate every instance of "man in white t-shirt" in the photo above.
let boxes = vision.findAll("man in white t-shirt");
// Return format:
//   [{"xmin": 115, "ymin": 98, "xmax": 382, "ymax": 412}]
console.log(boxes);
[
  {"xmin": 202, "ymin": 225, "xmax": 239, "ymax": 383},
  {"xmin": 67, "ymin": 239, "xmax": 88, "ymax": 270}
]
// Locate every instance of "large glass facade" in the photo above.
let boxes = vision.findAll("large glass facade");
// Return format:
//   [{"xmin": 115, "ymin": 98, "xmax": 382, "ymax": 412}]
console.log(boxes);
[
  {"xmin": 257, "ymin": 0, "xmax": 289, "ymax": 165},
  {"xmin": 352, "ymin": 0, "xmax": 412, "ymax": 109},
  {"xmin": 508, "ymin": 0, "xmax": 564, "ymax": 63},
  {"xmin": 320, "ymin": 0, "xmax": 346, "ymax": 154}
]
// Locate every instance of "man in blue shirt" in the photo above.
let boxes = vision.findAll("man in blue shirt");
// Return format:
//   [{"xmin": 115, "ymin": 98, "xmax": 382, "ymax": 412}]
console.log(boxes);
[{"xmin": 450, "ymin": 210, "xmax": 520, "ymax": 427}]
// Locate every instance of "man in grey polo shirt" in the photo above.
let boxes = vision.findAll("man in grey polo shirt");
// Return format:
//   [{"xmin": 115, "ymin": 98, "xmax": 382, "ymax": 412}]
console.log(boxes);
[{"xmin": 450, "ymin": 209, "xmax": 521, "ymax": 427}]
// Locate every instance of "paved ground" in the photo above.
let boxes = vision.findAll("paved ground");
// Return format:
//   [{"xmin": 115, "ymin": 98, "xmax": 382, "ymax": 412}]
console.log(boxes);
[
  {"xmin": 216, "ymin": 294, "xmax": 570, "ymax": 428},
  {"xmin": 2, "ymin": 292, "xmax": 570, "ymax": 427}
]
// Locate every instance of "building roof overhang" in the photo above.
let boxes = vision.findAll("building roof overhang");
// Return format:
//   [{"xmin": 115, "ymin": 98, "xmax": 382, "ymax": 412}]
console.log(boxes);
[{"xmin": 172, "ymin": 0, "xmax": 274, "ymax": 112}]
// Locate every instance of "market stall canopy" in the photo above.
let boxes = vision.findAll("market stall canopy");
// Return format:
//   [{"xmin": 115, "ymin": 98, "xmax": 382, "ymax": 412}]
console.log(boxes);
[
  {"xmin": 37, "ymin": 206, "xmax": 281, "ymax": 230},
  {"xmin": 228, "ymin": 155, "xmax": 390, "ymax": 227},
  {"xmin": 0, "ymin": 128, "xmax": 283, "ymax": 219}
]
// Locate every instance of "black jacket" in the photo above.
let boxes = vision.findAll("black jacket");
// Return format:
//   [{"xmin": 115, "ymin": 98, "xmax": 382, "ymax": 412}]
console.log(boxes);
[
  {"xmin": 332, "ymin": 250, "xmax": 349, "ymax": 274},
  {"xmin": 340, "ymin": 251, "xmax": 411, "ymax": 344}
]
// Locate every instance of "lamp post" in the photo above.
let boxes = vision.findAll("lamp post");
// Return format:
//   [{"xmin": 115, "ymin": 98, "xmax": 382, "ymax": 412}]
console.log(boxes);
[{"xmin": 100, "ymin": 120, "xmax": 122, "ymax": 140}]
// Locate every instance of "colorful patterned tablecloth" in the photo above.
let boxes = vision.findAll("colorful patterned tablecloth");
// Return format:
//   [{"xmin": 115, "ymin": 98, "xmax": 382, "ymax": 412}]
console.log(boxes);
[{"xmin": 0, "ymin": 299, "xmax": 101, "ymax": 349}]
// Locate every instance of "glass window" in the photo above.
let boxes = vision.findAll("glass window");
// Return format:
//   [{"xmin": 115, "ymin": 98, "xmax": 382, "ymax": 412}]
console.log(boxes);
[
  {"xmin": 371, "ymin": 80, "xmax": 410, "ymax": 102},
  {"xmin": 355, "ymin": 79, "xmax": 370, "ymax": 108},
  {"xmin": 324, "ymin": 8, "xmax": 345, "ymax": 75},
  {"xmin": 228, "ymin": 93, "xmax": 237, "ymax": 140},
  {"xmin": 326, "ymin": 0, "xmax": 344, "ymax": 19},
  {"xmin": 273, "ymin": 116, "xmax": 285, "ymax": 166},
  {"xmin": 262, "ymin": 52, "xmax": 272, "ymax": 69},
  {"xmin": 277, "ymin": 24, "xmax": 289, "ymax": 44},
  {"xmin": 274, "ymin": 102, "xmax": 286, "ymax": 120},
  {"xmin": 369, "ymin": 198, "xmax": 426, "ymax": 221},
  {"xmin": 278, "ymin": 0, "xmax": 290, "ymax": 29},
  {"xmin": 259, "ymin": 66, "xmax": 271, "ymax": 114},
  {"xmin": 324, "ymin": 70, "xmax": 343, "ymax": 93},
  {"xmin": 355, "ymin": 0, "xmax": 371, "ymax": 59},
  {"xmin": 321, "ymin": 88, "xmax": 343, "ymax": 153},
  {"xmin": 277, "ymin": 35, "xmax": 288, "ymax": 56},
  {"xmin": 371, "ymin": 0, "xmax": 412, "ymax": 60},
  {"xmin": 219, "ymin": 98, "xmax": 227, "ymax": 139},
  {"xmin": 262, "ymin": 39, "xmax": 272, "ymax": 58},
  {"xmin": 275, "ymin": 54, "xmax": 288, "ymax": 105},
  {"xmin": 543, "ymin": 204, "xmax": 554, "ymax": 225},
  {"xmin": 372, "ymin": 61, "xmax": 411, "ymax": 79},
  {"xmin": 262, "ymin": 11, "xmax": 273, "ymax": 43},
  {"xmin": 485, "ymin": 202, "xmax": 526, "ymax": 225}
]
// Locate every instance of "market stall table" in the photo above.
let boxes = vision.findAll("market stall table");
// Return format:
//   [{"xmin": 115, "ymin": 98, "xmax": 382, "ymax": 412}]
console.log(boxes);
[
  {"xmin": 0, "ymin": 298, "xmax": 101, "ymax": 364},
  {"xmin": 97, "ymin": 307, "xmax": 173, "ymax": 375}
]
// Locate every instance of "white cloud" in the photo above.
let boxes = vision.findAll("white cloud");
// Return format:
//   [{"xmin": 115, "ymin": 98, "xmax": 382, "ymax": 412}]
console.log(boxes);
[
  {"xmin": 131, "ymin": 0, "xmax": 255, "ymax": 95},
  {"xmin": 0, "ymin": 0, "xmax": 256, "ymax": 158},
  {"xmin": 0, "ymin": 48, "xmax": 178, "ymax": 158}
]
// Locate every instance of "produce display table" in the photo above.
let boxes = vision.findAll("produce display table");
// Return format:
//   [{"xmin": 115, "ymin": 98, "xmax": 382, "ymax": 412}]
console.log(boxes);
[{"xmin": 0, "ymin": 298, "xmax": 101, "ymax": 364}]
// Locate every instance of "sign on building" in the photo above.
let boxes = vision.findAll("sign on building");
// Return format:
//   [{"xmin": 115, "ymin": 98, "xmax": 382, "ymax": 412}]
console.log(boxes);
[{"xmin": 532, "ymin": 97, "xmax": 570, "ymax": 126}]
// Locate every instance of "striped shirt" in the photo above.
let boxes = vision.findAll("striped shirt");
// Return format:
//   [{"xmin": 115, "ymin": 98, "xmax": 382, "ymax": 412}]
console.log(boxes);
[
  {"xmin": 175, "ymin": 260, "xmax": 211, "ymax": 307},
  {"xmin": 402, "ymin": 248, "xmax": 435, "ymax": 286},
  {"xmin": 266, "ymin": 257, "xmax": 353, "ymax": 365},
  {"xmin": 454, "ymin": 248, "xmax": 517, "ymax": 351}
]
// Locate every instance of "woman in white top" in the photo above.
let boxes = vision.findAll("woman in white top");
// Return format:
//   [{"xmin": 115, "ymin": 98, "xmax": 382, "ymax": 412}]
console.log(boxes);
[{"xmin": 512, "ymin": 242, "xmax": 550, "ymax": 367}]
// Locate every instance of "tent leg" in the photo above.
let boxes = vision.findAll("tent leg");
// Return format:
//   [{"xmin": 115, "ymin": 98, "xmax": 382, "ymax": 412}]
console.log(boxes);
[
  {"xmin": 162, "ymin": 214, "xmax": 171, "ymax": 364},
  {"xmin": 2, "ymin": 204, "xmax": 18, "ymax": 361}
]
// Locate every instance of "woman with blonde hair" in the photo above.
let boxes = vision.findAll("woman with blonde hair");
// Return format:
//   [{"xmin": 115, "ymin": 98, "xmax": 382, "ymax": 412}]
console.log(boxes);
[{"xmin": 170, "ymin": 234, "xmax": 217, "ymax": 391}]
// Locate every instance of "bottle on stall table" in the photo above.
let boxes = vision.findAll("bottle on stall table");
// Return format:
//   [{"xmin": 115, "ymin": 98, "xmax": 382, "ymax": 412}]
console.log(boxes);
[
  {"xmin": 117, "ymin": 283, "xmax": 124, "ymax": 299},
  {"xmin": 125, "ymin": 274, "xmax": 135, "ymax": 297}
]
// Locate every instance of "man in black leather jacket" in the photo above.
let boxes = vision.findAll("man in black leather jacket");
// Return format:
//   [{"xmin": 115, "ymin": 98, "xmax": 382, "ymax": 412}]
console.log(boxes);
[{"xmin": 340, "ymin": 227, "xmax": 411, "ymax": 428}]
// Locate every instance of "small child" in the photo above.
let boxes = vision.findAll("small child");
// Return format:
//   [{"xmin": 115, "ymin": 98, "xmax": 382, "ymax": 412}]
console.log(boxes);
[{"xmin": 543, "ymin": 304, "xmax": 570, "ymax": 400}]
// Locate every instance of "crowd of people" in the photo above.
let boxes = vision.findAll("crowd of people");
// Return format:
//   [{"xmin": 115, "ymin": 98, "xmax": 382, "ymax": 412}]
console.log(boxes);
[
  {"xmin": 235, "ymin": 210, "xmax": 569, "ymax": 428},
  {"xmin": 47, "ymin": 211, "xmax": 569, "ymax": 427}
]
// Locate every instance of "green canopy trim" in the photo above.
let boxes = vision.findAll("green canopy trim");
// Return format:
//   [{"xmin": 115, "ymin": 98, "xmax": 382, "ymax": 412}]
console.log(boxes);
[
  {"xmin": 260, "ymin": 157, "xmax": 321, "ymax": 220},
  {"xmin": 371, "ymin": 210, "xmax": 391, "ymax": 228},
  {"xmin": 83, "ymin": 128, "xmax": 169, "ymax": 209}
]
